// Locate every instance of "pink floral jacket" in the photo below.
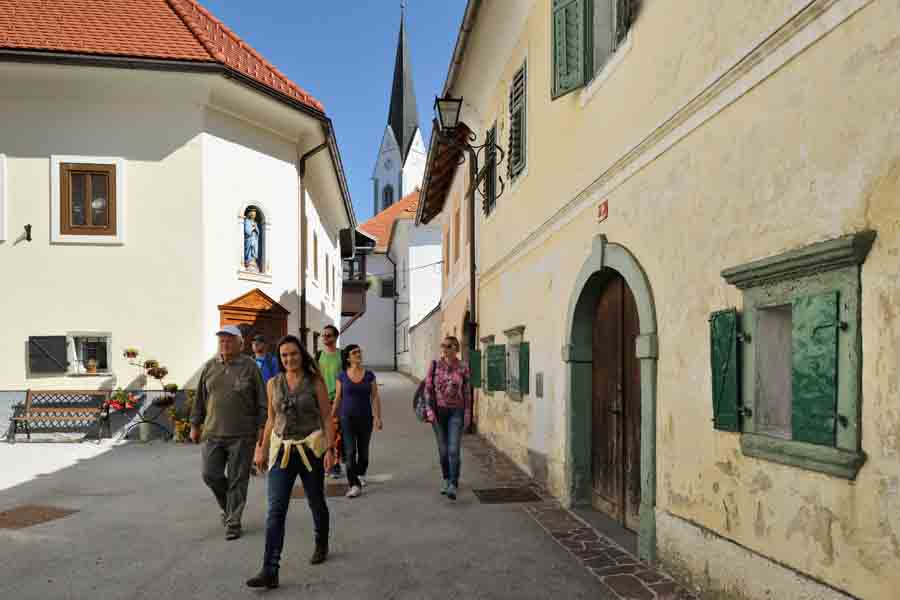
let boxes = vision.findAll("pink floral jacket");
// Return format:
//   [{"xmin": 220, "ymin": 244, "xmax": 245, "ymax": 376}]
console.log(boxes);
[{"xmin": 424, "ymin": 358, "xmax": 472, "ymax": 420}]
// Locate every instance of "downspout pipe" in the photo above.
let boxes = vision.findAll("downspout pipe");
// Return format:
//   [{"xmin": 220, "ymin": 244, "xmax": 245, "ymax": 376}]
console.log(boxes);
[
  {"xmin": 384, "ymin": 252, "xmax": 399, "ymax": 372},
  {"xmin": 297, "ymin": 141, "xmax": 329, "ymax": 348}
]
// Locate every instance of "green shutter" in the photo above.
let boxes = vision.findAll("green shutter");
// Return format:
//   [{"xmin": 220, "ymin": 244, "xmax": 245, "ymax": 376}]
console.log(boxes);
[
  {"xmin": 508, "ymin": 64, "xmax": 527, "ymax": 179},
  {"xmin": 486, "ymin": 344, "xmax": 507, "ymax": 392},
  {"xmin": 519, "ymin": 341, "xmax": 530, "ymax": 395},
  {"xmin": 616, "ymin": 0, "xmax": 638, "ymax": 45},
  {"xmin": 552, "ymin": 0, "xmax": 591, "ymax": 98},
  {"xmin": 792, "ymin": 291, "xmax": 839, "ymax": 446},
  {"xmin": 470, "ymin": 349, "xmax": 482, "ymax": 389},
  {"xmin": 710, "ymin": 309, "xmax": 740, "ymax": 432}
]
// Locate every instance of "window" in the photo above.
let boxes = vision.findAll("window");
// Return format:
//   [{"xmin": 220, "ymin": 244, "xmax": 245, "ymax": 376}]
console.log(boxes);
[
  {"xmin": 60, "ymin": 162, "xmax": 116, "ymax": 236},
  {"xmin": 0, "ymin": 153, "xmax": 7, "ymax": 242},
  {"xmin": 453, "ymin": 210, "xmax": 460, "ymax": 262},
  {"xmin": 551, "ymin": 0, "xmax": 638, "ymax": 98},
  {"xmin": 383, "ymin": 185, "xmax": 395, "ymax": 210},
  {"xmin": 326, "ymin": 255, "xmax": 331, "ymax": 296},
  {"xmin": 381, "ymin": 277, "xmax": 395, "ymax": 298},
  {"xmin": 73, "ymin": 336, "xmax": 110, "ymax": 374},
  {"xmin": 508, "ymin": 63, "xmax": 527, "ymax": 180},
  {"xmin": 27, "ymin": 334, "xmax": 112, "ymax": 376},
  {"xmin": 711, "ymin": 231, "xmax": 876, "ymax": 479},
  {"xmin": 482, "ymin": 124, "xmax": 498, "ymax": 216},
  {"xmin": 313, "ymin": 233, "xmax": 319, "ymax": 281},
  {"xmin": 504, "ymin": 326, "xmax": 530, "ymax": 400}
]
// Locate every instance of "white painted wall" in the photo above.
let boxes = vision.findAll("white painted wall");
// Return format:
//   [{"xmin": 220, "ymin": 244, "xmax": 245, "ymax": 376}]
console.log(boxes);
[
  {"xmin": 0, "ymin": 65, "xmax": 207, "ymax": 388},
  {"xmin": 340, "ymin": 253, "xmax": 394, "ymax": 368},
  {"xmin": 401, "ymin": 129, "xmax": 427, "ymax": 197},
  {"xmin": 409, "ymin": 306, "xmax": 441, "ymax": 381},
  {"xmin": 304, "ymin": 187, "xmax": 343, "ymax": 343},
  {"xmin": 409, "ymin": 223, "xmax": 442, "ymax": 326},
  {"xmin": 391, "ymin": 221, "xmax": 412, "ymax": 373},
  {"xmin": 372, "ymin": 126, "xmax": 402, "ymax": 214}
]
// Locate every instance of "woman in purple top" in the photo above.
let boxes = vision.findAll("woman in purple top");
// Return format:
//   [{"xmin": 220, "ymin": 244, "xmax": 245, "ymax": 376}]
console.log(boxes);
[
  {"xmin": 424, "ymin": 335, "xmax": 472, "ymax": 500},
  {"xmin": 331, "ymin": 344, "xmax": 382, "ymax": 498}
]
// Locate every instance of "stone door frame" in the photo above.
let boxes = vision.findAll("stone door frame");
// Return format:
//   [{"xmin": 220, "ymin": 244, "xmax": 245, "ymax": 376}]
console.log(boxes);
[{"xmin": 564, "ymin": 234, "xmax": 658, "ymax": 561}]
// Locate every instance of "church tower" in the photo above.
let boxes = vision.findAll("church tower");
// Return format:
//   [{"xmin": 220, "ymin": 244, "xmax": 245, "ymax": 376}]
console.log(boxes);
[{"xmin": 372, "ymin": 7, "xmax": 426, "ymax": 215}]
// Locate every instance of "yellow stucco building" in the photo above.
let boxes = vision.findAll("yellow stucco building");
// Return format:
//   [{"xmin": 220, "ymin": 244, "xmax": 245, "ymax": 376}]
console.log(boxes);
[{"xmin": 418, "ymin": 1, "xmax": 900, "ymax": 598}]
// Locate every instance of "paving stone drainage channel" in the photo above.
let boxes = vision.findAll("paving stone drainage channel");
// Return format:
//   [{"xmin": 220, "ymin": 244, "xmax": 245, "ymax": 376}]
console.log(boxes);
[{"xmin": 465, "ymin": 434, "xmax": 697, "ymax": 600}]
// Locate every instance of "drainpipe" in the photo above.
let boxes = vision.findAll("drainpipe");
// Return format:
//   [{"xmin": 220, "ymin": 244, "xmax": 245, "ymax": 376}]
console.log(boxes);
[
  {"xmin": 384, "ymin": 252, "xmax": 398, "ymax": 371},
  {"xmin": 297, "ymin": 142, "xmax": 328, "ymax": 348}
]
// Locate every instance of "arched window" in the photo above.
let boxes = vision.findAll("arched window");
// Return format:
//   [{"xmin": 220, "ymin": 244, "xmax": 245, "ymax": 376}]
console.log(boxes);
[
  {"xmin": 242, "ymin": 205, "xmax": 266, "ymax": 273},
  {"xmin": 382, "ymin": 185, "xmax": 395, "ymax": 210}
]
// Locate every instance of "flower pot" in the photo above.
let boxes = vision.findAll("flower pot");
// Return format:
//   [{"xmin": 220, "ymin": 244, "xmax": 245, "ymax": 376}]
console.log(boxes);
[{"xmin": 85, "ymin": 358, "xmax": 98, "ymax": 374}]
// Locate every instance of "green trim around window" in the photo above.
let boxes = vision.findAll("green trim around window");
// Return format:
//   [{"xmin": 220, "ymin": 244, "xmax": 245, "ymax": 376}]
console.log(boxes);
[
  {"xmin": 722, "ymin": 230, "xmax": 875, "ymax": 480},
  {"xmin": 741, "ymin": 433, "xmax": 866, "ymax": 480}
]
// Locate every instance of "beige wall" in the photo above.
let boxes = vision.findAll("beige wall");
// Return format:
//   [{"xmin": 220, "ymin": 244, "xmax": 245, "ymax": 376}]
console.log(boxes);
[{"xmin": 458, "ymin": 0, "xmax": 900, "ymax": 598}]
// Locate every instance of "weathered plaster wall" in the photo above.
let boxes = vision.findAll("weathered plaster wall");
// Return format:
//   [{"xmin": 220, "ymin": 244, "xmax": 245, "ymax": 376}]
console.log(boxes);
[
  {"xmin": 409, "ymin": 306, "xmax": 441, "ymax": 382},
  {"xmin": 467, "ymin": 0, "xmax": 900, "ymax": 598}
]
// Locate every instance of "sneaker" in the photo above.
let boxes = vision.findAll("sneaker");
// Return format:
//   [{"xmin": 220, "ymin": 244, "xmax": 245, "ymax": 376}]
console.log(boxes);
[
  {"xmin": 358, "ymin": 475, "xmax": 367, "ymax": 487},
  {"xmin": 440, "ymin": 480, "xmax": 449, "ymax": 495},
  {"xmin": 346, "ymin": 485, "xmax": 362, "ymax": 498},
  {"xmin": 447, "ymin": 484, "xmax": 457, "ymax": 501}
]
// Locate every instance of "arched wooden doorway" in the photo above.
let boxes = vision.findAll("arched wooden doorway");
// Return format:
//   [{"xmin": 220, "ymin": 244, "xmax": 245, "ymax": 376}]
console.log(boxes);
[
  {"xmin": 592, "ymin": 271, "xmax": 641, "ymax": 531},
  {"xmin": 218, "ymin": 289, "xmax": 289, "ymax": 354}
]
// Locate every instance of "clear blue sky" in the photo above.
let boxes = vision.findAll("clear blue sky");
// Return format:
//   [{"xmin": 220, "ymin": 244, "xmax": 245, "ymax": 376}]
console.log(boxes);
[{"xmin": 201, "ymin": 0, "xmax": 467, "ymax": 224}]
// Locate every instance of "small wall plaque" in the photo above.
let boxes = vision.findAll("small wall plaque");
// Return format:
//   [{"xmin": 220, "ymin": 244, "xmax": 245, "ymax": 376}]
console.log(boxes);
[{"xmin": 535, "ymin": 372, "xmax": 544, "ymax": 398}]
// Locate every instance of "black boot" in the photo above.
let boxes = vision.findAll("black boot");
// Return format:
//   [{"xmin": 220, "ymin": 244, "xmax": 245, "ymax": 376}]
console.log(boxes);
[
  {"xmin": 246, "ymin": 570, "xmax": 279, "ymax": 589},
  {"xmin": 310, "ymin": 541, "xmax": 328, "ymax": 565}
]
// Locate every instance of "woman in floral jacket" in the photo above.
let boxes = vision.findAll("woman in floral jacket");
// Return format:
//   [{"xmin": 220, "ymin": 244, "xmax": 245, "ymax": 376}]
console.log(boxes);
[{"xmin": 424, "ymin": 335, "xmax": 472, "ymax": 500}]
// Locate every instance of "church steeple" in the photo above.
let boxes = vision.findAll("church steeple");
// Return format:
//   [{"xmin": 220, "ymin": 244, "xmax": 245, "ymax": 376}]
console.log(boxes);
[{"xmin": 388, "ymin": 7, "xmax": 419, "ymax": 162}]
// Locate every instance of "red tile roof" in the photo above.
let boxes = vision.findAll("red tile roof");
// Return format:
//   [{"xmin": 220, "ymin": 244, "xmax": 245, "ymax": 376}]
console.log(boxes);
[
  {"xmin": 359, "ymin": 191, "xmax": 420, "ymax": 251},
  {"xmin": 0, "ymin": 0, "xmax": 324, "ymax": 113}
]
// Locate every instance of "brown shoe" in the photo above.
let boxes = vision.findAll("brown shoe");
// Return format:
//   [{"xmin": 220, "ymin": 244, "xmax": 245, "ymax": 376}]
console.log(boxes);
[
  {"xmin": 246, "ymin": 570, "xmax": 279, "ymax": 589},
  {"xmin": 310, "ymin": 541, "xmax": 328, "ymax": 565}
]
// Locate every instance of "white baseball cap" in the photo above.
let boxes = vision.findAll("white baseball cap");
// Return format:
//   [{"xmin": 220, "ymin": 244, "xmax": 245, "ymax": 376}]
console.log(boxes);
[{"xmin": 216, "ymin": 325, "xmax": 243, "ymax": 337}]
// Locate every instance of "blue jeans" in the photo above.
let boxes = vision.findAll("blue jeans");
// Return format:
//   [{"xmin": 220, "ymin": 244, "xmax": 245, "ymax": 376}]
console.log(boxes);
[
  {"xmin": 263, "ymin": 445, "xmax": 329, "ymax": 574},
  {"xmin": 432, "ymin": 407, "xmax": 464, "ymax": 487}
]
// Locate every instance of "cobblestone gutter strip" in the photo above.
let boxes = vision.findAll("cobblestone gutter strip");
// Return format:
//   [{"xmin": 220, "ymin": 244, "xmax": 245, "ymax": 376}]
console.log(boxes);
[{"xmin": 465, "ymin": 434, "xmax": 697, "ymax": 600}]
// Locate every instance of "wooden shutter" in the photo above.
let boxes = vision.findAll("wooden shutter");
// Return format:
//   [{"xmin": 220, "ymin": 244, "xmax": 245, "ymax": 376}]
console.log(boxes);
[
  {"xmin": 519, "ymin": 341, "xmax": 530, "ymax": 395},
  {"xmin": 616, "ymin": 0, "xmax": 639, "ymax": 45},
  {"xmin": 482, "ymin": 124, "xmax": 497, "ymax": 216},
  {"xmin": 470, "ymin": 349, "xmax": 482, "ymax": 389},
  {"xmin": 508, "ymin": 64, "xmax": 527, "ymax": 180},
  {"xmin": 28, "ymin": 336, "xmax": 69, "ymax": 373},
  {"xmin": 486, "ymin": 344, "xmax": 507, "ymax": 392},
  {"xmin": 552, "ymin": 0, "xmax": 591, "ymax": 98},
  {"xmin": 709, "ymin": 309, "xmax": 740, "ymax": 432},
  {"xmin": 792, "ymin": 291, "xmax": 839, "ymax": 446}
]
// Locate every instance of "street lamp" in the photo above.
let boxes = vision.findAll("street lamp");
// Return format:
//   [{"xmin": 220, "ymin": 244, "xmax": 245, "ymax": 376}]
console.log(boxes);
[
  {"xmin": 434, "ymin": 95, "xmax": 463, "ymax": 132},
  {"xmin": 431, "ymin": 95, "xmax": 505, "ymax": 408}
]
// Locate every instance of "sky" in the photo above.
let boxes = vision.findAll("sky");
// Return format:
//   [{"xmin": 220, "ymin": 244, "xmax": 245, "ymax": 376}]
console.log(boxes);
[{"xmin": 201, "ymin": 0, "xmax": 468, "ymax": 224}]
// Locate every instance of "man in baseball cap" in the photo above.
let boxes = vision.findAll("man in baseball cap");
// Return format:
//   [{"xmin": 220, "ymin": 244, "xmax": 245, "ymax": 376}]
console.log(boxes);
[
  {"xmin": 191, "ymin": 324, "xmax": 267, "ymax": 540},
  {"xmin": 250, "ymin": 333, "xmax": 279, "ymax": 386}
]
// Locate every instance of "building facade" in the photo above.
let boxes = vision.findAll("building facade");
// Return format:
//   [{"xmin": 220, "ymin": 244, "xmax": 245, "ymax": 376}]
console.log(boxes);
[
  {"xmin": 0, "ymin": 0, "xmax": 354, "ymax": 395},
  {"xmin": 418, "ymin": 1, "xmax": 900, "ymax": 598}
]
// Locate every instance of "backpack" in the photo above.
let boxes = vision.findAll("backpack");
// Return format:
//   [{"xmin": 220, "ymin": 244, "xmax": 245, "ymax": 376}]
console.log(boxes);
[{"xmin": 414, "ymin": 360, "xmax": 437, "ymax": 422}]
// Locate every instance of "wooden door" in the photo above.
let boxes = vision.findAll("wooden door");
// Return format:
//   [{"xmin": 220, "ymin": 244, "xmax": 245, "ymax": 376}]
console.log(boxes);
[{"xmin": 592, "ymin": 272, "xmax": 641, "ymax": 531}]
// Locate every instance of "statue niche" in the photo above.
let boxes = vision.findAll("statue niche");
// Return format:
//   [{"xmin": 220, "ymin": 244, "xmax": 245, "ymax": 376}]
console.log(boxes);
[{"xmin": 242, "ymin": 205, "xmax": 266, "ymax": 273}]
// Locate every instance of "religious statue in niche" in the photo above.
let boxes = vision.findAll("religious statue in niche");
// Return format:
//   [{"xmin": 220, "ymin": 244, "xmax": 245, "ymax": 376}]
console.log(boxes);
[{"xmin": 243, "ymin": 206, "xmax": 262, "ymax": 272}]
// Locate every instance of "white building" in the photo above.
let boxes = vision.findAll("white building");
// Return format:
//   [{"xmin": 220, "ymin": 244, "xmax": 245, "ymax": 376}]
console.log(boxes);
[{"xmin": 0, "ymin": 0, "xmax": 355, "ymax": 395}]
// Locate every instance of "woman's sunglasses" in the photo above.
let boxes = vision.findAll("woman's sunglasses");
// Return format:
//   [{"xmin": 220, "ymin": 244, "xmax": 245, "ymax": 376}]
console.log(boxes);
[{"xmin": 440, "ymin": 343, "xmax": 458, "ymax": 350}]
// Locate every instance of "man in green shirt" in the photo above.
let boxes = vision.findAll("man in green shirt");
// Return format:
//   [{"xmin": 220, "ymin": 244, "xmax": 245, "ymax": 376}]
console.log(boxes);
[
  {"xmin": 317, "ymin": 324, "xmax": 343, "ymax": 478},
  {"xmin": 191, "ymin": 325, "xmax": 267, "ymax": 541}
]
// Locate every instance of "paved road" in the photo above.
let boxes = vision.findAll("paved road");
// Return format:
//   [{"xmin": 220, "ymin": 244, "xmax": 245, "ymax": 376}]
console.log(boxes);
[{"xmin": 0, "ymin": 372, "xmax": 610, "ymax": 599}]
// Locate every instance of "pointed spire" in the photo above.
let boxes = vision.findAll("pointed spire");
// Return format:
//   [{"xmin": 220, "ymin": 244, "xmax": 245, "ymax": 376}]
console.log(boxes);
[{"xmin": 388, "ymin": 5, "xmax": 419, "ymax": 162}]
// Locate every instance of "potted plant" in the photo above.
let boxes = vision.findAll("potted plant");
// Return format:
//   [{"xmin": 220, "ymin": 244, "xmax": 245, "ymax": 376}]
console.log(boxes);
[
  {"xmin": 168, "ymin": 390, "xmax": 195, "ymax": 443},
  {"xmin": 143, "ymin": 359, "xmax": 159, "ymax": 370},
  {"xmin": 123, "ymin": 347, "xmax": 140, "ymax": 360},
  {"xmin": 85, "ymin": 357, "xmax": 98, "ymax": 374}
]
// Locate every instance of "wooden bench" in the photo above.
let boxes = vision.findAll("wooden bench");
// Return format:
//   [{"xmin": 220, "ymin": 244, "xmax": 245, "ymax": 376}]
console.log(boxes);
[{"xmin": 7, "ymin": 390, "xmax": 111, "ymax": 443}]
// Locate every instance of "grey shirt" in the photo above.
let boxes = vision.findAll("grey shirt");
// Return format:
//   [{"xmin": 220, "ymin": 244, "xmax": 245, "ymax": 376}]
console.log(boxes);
[{"xmin": 191, "ymin": 354, "xmax": 267, "ymax": 441}]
